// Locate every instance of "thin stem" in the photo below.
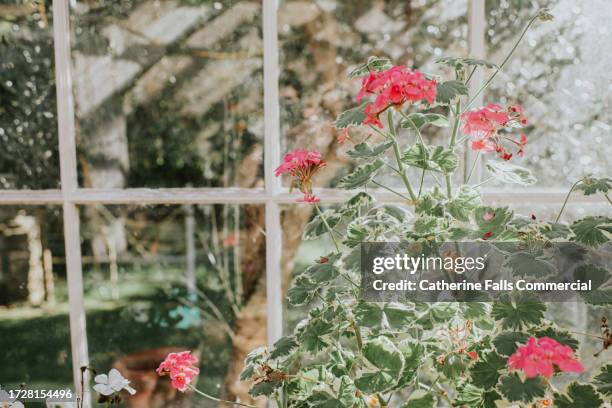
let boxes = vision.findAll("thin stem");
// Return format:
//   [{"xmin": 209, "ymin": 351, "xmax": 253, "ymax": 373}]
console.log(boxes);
[
  {"xmin": 372, "ymin": 180, "xmax": 411, "ymax": 201},
  {"xmin": 399, "ymin": 111, "xmax": 427, "ymax": 197},
  {"xmin": 605, "ymin": 193, "xmax": 612, "ymax": 207},
  {"xmin": 463, "ymin": 12, "xmax": 541, "ymax": 112},
  {"xmin": 473, "ymin": 177, "xmax": 494, "ymax": 188},
  {"xmin": 388, "ymin": 111, "xmax": 418, "ymax": 202},
  {"xmin": 465, "ymin": 151, "xmax": 481, "ymax": 184},
  {"xmin": 465, "ymin": 66, "xmax": 478, "ymax": 85},
  {"xmin": 555, "ymin": 180, "xmax": 580, "ymax": 223},
  {"xmin": 315, "ymin": 204, "xmax": 340, "ymax": 252},
  {"xmin": 449, "ymin": 100, "xmax": 462, "ymax": 148},
  {"xmin": 569, "ymin": 330, "xmax": 605, "ymax": 341},
  {"xmin": 190, "ymin": 385, "xmax": 257, "ymax": 408},
  {"xmin": 446, "ymin": 100, "xmax": 462, "ymax": 198},
  {"xmin": 351, "ymin": 320, "xmax": 363, "ymax": 352}
]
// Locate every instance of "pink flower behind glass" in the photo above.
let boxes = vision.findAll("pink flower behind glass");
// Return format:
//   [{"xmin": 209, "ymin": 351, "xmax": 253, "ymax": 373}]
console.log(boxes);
[
  {"xmin": 275, "ymin": 149, "xmax": 325, "ymax": 203},
  {"xmin": 507, "ymin": 337, "xmax": 583, "ymax": 379},
  {"xmin": 355, "ymin": 65, "xmax": 437, "ymax": 128},
  {"xmin": 461, "ymin": 103, "xmax": 529, "ymax": 160},
  {"xmin": 156, "ymin": 351, "xmax": 200, "ymax": 392}
]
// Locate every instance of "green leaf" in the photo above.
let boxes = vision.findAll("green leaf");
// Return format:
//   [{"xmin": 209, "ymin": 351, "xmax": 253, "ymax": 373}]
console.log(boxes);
[
  {"xmin": 402, "ymin": 144, "xmax": 458, "ymax": 173},
  {"xmin": 554, "ymin": 383, "xmax": 603, "ymax": 408},
  {"xmin": 334, "ymin": 102, "xmax": 368, "ymax": 129},
  {"xmin": 354, "ymin": 371, "xmax": 395, "ymax": 394},
  {"xmin": 437, "ymin": 353, "xmax": 468, "ymax": 380},
  {"xmin": 287, "ymin": 276, "xmax": 319, "ymax": 306},
  {"xmin": 493, "ymin": 331, "xmax": 530, "ymax": 356},
  {"xmin": 363, "ymin": 336, "xmax": 405, "ymax": 375},
  {"xmin": 269, "ymin": 336, "xmax": 298, "ymax": 359},
  {"xmin": 485, "ymin": 160, "xmax": 536, "ymax": 185},
  {"xmin": 396, "ymin": 340, "xmax": 424, "ymax": 387},
  {"xmin": 473, "ymin": 206, "xmax": 514, "ymax": 238},
  {"xmin": 401, "ymin": 391, "xmax": 436, "ymax": 408},
  {"xmin": 505, "ymin": 252, "xmax": 556, "ymax": 277},
  {"xmin": 303, "ymin": 254, "xmax": 341, "ymax": 284},
  {"xmin": 534, "ymin": 327, "xmax": 579, "ymax": 351},
  {"xmin": 498, "ymin": 373, "xmax": 546, "ymax": 403},
  {"xmin": 347, "ymin": 141, "xmax": 394, "ymax": 159},
  {"xmin": 355, "ymin": 337, "xmax": 405, "ymax": 391},
  {"xmin": 436, "ymin": 80, "xmax": 468, "ymax": 105},
  {"xmin": 355, "ymin": 302, "xmax": 415, "ymax": 331},
  {"xmin": 343, "ymin": 191, "xmax": 375, "ymax": 209},
  {"xmin": 338, "ymin": 158, "xmax": 384, "ymax": 189},
  {"xmin": 400, "ymin": 112, "xmax": 449, "ymax": 129},
  {"xmin": 540, "ymin": 222, "xmax": 572, "ymax": 240},
  {"xmin": 594, "ymin": 364, "xmax": 612, "ymax": 396},
  {"xmin": 571, "ymin": 216, "xmax": 612, "ymax": 246},
  {"xmin": 349, "ymin": 56, "xmax": 393, "ymax": 77},
  {"xmin": 303, "ymin": 209, "xmax": 342, "ymax": 240},
  {"xmin": 453, "ymin": 384, "xmax": 494, "ymax": 408},
  {"xmin": 573, "ymin": 264, "xmax": 609, "ymax": 290},
  {"xmin": 249, "ymin": 380, "xmax": 280, "ymax": 397},
  {"xmin": 298, "ymin": 318, "xmax": 334, "ymax": 352},
  {"xmin": 470, "ymin": 352, "xmax": 505, "ymax": 390},
  {"xmin": 448, "ymin": 185, "xmax": 481, "ymax": 221},
  {"xmin": 491, "ymin": 301, "xmax": 545, "ymax": 330},
  {"xmin": 436, "ymin": 56, "xmax": 499, "ymax": 70},
  {"xmin": 576, "ymin": 176, "xmax": 612, "ymax": 196}
]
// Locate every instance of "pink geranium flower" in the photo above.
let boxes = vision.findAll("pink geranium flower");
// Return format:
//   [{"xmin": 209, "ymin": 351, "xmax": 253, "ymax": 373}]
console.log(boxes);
[
  {"xmin": 275, "ymin": 149, "xmax": 325, "ymax": 203},
  {"xmin": 337, "ymin": 128, "xmax": 351, "ymax": 144},
  {"xmin": 461, "ymin": 103, "xmax": 529, "ymax": 160},
  {"xmin": 156, "ymin": 351, "xmax": 200, "ymax": 392},
  {"xmin": 507, "ymin": 337, "xmax": 583, "ymax": 378},
  {"xmin": 355, "ymin": 65, "xmax": 437, "ymax": 128}
]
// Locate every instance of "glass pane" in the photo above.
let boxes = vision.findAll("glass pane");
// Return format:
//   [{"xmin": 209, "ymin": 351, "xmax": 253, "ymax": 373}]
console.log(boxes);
[
  {"xmin": 0, "ymin": 2, "xmax": 60, "ymax": 189},
  {"xmin": 485, "ymin": 0, "xmax": 612, "ymax": 187},
  {"xmin": 0, "ymin": 205, "xmax": 70, "ymax": 405},
  {"xmin": 70, "ymin": 1, "xmax": 264, "ymax": 189},
  {"xmin": 278, "ymin": 0, "xmax": 468, "ymax": 192},
  {"xmin": 79, "ymin": 203, "xmax": 266, "ymax": 407}
]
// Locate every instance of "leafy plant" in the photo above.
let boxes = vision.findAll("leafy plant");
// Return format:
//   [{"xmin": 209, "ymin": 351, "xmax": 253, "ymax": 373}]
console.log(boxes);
[{"xmin": 233, "ymin": 8, "xmax": 612, "ymax": 407}]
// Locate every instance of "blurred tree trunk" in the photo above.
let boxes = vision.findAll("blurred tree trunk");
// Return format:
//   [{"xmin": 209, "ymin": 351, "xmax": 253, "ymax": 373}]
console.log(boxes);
[{"xmin": 221, "ymin": 12, "xmax": 349, "ymax": 399}]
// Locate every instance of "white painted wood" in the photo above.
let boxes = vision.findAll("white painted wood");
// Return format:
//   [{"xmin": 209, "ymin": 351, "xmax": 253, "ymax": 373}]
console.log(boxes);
[
  {"xmin": 465, "ymin": 0, "xmax": 486, "ymax": 183},
  {"xmin": 263, "ymin": 0, "xmax": 283, "ymax": 349},
  {"xmin": 0, "ymin": 187, "xmax": 606, "ymax": 205},
  {"xmin": 52, "ymin": 0, "xmax": 91, "ymax": 405}
]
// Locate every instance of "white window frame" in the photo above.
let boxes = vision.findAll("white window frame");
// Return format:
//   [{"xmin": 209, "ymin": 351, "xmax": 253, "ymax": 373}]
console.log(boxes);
[{"xmin": 0, "ymin": 0, "xmax": 605, "ymax": 405}]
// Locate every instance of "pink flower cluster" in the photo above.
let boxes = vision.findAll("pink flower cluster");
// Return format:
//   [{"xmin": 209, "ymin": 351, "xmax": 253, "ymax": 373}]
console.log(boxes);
[
  {"xmin": 275, "ymin": 149, "xmax": 326, "ymax": 203},
  {"xmin": 507, "ymin": 336, "xmax": 583, "ymax": 378},
  {"xmin": 461, "ymin": 103, "xmax": 528, "ymax": 160},
  {"xmin": 156, "ymin": 351, "xmax": 200, "ymax": 392},
  {"xmin": 357, "ymin": 66, "xmax": 437, "ymax": 128}
]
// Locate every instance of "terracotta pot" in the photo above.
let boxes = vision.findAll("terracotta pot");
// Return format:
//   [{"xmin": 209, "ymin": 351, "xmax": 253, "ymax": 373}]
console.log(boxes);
[{"xmin": 113, "ymin": 347, "xmax": 199, "ymax": 408}]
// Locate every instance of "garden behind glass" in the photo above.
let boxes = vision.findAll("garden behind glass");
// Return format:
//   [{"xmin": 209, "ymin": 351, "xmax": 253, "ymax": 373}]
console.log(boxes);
[{"xmin": 0, "ymin": 0, "xmax": 611, "ymax": 407}]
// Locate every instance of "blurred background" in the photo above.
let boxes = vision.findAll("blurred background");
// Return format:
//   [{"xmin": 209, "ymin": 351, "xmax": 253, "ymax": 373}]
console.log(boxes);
[{"xmin": 0, "ymin": 0, "xmax": 611, "ymax": 406}]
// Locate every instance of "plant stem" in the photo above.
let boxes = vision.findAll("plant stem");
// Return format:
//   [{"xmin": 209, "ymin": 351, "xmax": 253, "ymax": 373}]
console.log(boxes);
[
  {"xmin": 463, "ymin": 12, "xmax": 541, "ymax": 112},
  {"xmin": 465, "ymin": 151, "xmax": 481, "ymax": 184},
  {"xmin": 190, "ymin": 385, "xmax": 257, "ymax": 408},
  {"xmin": 473, "ymin": 177, "xmax": 494, "ymax": 188},
  {"xmin": 605, "ymin": 193, "xmax": 612, "ymax": 207},
  {"xmin": 388, "ymin": 111, "xmax": 418, "ymax": 202},
  {"xmin": 314, "ymin": 204, "xmax": 340, "ymax": 252},
  {"xmin": 351, "ymin": 320, "xmax": 363, "ymax": 352},
  {"xmin": 555, "ymin": 180, "xmax": 580, "ymax": 223},
  {"xmin": 446, "ymin": 100, "xmax": 462, "ymax": 198},
  {"xmin": 399, "ymin": 111, "xmax": 427, "ymax": 197},
  {"xmin": 372, "ymin": 180, "xmax": 411, "ymax": 200}
]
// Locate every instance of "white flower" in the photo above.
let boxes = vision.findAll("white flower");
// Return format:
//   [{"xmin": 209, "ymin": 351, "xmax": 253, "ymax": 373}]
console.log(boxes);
[
  {"xmin": 0, "ymin": 390, "xmax": 24, "ymax": 408},
  {"xmin": 93, "ymin": 368, "xmax": 136, "ymax": 396}
]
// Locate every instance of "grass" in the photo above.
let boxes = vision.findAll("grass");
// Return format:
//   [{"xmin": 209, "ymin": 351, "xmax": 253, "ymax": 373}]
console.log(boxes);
[{"xmin": 0, "ymin": 263, "xmax": 235, "ymax": 407}]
